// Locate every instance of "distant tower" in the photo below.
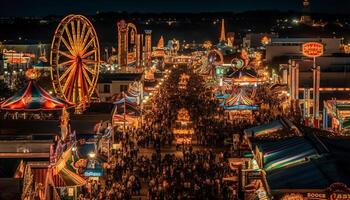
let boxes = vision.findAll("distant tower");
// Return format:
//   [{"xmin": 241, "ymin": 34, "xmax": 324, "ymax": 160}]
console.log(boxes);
[
  {"xmin": 117, "ymin": 20, "xmax": 128, "ymax": 67},
  {"xmin": 157, "ymin": 36, "xmax": 164, "ymax": 49},
  {"xmin": 300, "ymin": 0, "xmax": 312, "ymax": 24},
  {"xmin": 144, "ymin": 30, "xmax": 152, "ymax": 67},
  {"xmin": 219, "ymin": 19, "xmax": 226, "ymax": 42}
]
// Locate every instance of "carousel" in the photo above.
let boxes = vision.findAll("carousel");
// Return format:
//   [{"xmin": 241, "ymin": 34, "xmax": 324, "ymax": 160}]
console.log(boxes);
[{"xmin": 172, "ymin": 108, "xmax": 194, "ymax": 145}]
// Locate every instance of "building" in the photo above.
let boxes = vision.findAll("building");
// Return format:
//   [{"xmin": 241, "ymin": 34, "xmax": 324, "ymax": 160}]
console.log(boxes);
[
  {"xmin": 243, "ymin": 33, "xmax": 278, "ymax": 49},
  {"xmin": 243, "ymin": 119, "xmax": 350, "ymax": 199},
  {"xmin": 97, "ymin": 72, "xmax": 143, "ymax": 102},
  {"xmin": 300, "ymin": 0, "xmax": 312, "ymax": 25},
  {"xmin": 266, "ymin": 37, "xmax": 342, "ymax": 62}
]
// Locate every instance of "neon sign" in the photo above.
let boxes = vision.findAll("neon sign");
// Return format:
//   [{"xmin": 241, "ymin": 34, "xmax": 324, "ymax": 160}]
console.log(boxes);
[{"xmin": 302, "ymin": 42, "xmax": 324, "ymax": 58}]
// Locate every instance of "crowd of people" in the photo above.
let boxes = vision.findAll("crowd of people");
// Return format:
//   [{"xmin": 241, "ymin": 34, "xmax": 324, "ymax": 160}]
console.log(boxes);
[
  {"xmin": 76, "ymin": 63, "xmax": 288, "ymax": 199},
  {"xmin": 78, "ymin": 139, "xmax": 142, "ymax": 200},
  {"xmin": 146, "ymin": 148, "xmax": 237, "ymax": 199},
  {"xmin": 135, "ymin": 64, "xmax": 228, "ymax": 147},
  {"xmin": 78, "ymin": 147, "xmax": 237, "ymax": 200}
]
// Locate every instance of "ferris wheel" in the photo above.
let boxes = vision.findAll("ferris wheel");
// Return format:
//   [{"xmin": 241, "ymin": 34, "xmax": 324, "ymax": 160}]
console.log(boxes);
[{"xmin": 50, "ymin": 14, "xmax": 100, "ymax": 113}]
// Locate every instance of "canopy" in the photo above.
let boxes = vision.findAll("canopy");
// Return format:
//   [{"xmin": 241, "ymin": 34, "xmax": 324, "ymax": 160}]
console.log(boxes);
[
  {"xmin": 221, "ymin": 88, "xmax": 258, "ymax": 110},
  {"xmin": 0, "ymin": 80, "xmax": 74, "ymax": 111},
  {"xmin": 53, "ymin": 148, "xmax": 86, "ymax": 187},
  {"xmin": 244, "ymin": 120, "xmax": 285, "ymax": 138}
]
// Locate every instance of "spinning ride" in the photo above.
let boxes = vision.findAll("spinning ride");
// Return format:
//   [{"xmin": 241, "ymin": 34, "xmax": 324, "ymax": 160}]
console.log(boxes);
[
  {"xmin": 50, "ymin": 14, "xmax": 100, "ymax": 113},
  {"xmin": 197, "ymin": 49, "xmax": 223, "ymax": 75}
]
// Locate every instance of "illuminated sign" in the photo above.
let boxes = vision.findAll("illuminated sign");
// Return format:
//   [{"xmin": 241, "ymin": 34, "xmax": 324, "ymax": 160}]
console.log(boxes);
[
  {"xmin": 307, "ymin": 192, "xmax": 327, "ymax": 199},
  {"xmin": 216, "ymin": 67, "xmax": 225, "ymax": 76},
  {"xmin": 84, "ymin": 171, "xmax": 103, "ymax": 177},
  {"xmin": 330, "ymin": 193, "xmax": 350, "ymax": 200},
  {"xmin": 302, "ymin": 42, "xmax": 324, "ymax": 58},
  {"xmin": 68, "ymin": 187, "xmax": 74, "ymax": 196}
]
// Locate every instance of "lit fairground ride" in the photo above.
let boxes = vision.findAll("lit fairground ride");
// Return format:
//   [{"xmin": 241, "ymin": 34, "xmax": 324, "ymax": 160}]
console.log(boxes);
[
  {"xmin": 50, "ymin": 14, "xmax": 100, "ymax": 113},
  {"xmin": 196, "ymin": 49, "xmax": 224, "ymax": 75}
]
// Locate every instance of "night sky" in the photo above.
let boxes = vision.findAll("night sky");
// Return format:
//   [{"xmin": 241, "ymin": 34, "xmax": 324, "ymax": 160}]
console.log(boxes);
[{"xmin": 1, "ymin": 0, "xmax": 350, "ymax": 16}]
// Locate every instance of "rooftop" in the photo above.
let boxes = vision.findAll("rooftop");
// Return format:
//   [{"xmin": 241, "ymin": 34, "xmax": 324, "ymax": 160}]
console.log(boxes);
[
  {"xmin": 248, "ymin": 123, "xmax": 350, "ymax": 191},
  {"xmin": 98, "ymin": 72, "xmax": 143, "ymax": 83}
]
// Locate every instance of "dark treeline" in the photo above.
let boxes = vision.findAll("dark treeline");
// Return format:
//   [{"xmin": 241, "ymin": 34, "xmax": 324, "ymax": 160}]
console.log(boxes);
[{"xmin": 1, "ymin": 10, "xmax": 350, "ymax": 46}]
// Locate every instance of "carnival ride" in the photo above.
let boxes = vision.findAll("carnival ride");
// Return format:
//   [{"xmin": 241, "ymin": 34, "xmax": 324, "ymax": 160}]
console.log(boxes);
[
  {"xmin": 50, "ymin": 14, "xmax": 100, "ymax": 114},
  {"xmin": 117, "ymin": 20, "xmax": 142, "ymax": 67},
  {"xmin": 168, "ymin": 38, "xmax": 180, "ymax": 56},
  {"xmin": 197, "ymin": 49, "xmax": 224, "ymax": 75},
  {"xmin": 172, "ymin": 108, "xmax": 194, "ymax": 145},
  {"xmin": 202, "ymin": 48, "xmax": 268, "ymax": 120},
  {"xmin": 221, "ymin": 59, "xmax": 259, "ymax": 113}
]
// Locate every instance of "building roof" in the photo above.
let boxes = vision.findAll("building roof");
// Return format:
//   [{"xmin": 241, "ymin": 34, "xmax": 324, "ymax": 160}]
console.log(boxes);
[
  {"xmin": 270, "ymin": 37, "xmax": 341, "ymax": 44},
  {"xmin": 98, "ymin": 72, "xmax": 143, "ymax": 83},
  {"xmin": 220, "ymin": 88, "xmax": 258, "ymax": 110},
  {"xmin": 251, "ymin": 133, "xmax": 350, "ymax": 191}
]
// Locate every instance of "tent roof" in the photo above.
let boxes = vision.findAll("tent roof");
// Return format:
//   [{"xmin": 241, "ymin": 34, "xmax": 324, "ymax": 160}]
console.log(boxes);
[
  {"xmin": 0, "ymin": 80, "xmax": 74, "ymax": 111},
  {"xmin": 220, "ymin": 88, "xmax": 257, "ymax": 110}
]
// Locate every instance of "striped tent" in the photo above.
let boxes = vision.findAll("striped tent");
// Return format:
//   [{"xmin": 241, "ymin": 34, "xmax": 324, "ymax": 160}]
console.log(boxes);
[{"xmin": 0, "ymin": 80, "xmax": 74, "ymax": 111}]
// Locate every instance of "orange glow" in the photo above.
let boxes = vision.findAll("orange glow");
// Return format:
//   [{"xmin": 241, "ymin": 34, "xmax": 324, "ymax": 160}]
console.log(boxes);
[
  {"xmin": 25, "ymin": 69, "xmax": 41, "ymax": 80},
  {"xmin": 261, "ymin": 36, "xmax": 270, "ymax": 45}
]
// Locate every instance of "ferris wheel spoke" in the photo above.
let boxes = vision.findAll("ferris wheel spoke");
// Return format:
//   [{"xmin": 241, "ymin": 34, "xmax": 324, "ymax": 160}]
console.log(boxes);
[
  {"xmin": 80, "ymin": 69, "xmax": 88, "ymax": 102},
  {"xmin": 82, "ymin": 49, "xmax": 96, "ymax": 59},
  {"xmin": 82, "ymin": 37, "xmax": 95, "ymax": 54},
  {"xmin": 81, "ymin": 28, "xmax": 92, "ymax": 52},
  {"xmin": 64, "ymin": 26, "xmax": 76, "ymax": 53},
  {"xmin": 66, "ymin": 76, "xmax": 76, "ymax": 103},
  {"xmin": 76, "ymin": 20, "xmax": 81, "ymax": 46},
  {"xmin": 77, "ymin": 67, "xmax": 83, "ymax": 102},
  {"xmin": 62, "ymin": 65, "xmax": 77, "ymax": 97},
  {"xmin": 82, "ymin": 66, "xmax": 93, "ymax": 86},
  {"xmin": 82, "ymin": 63, "xmax": 96, "ymax": 75},
  {"xmin": 71, "ymin": 21, "xmax": 77, "ymax": 45},
  {"xmin": 72, "ymin": 78, "xmax": 77, "ymax": 103},
  {"xmin": 60, "ymin": 37, "xmax": 75, "ymax": 56},
  {"xmin": 58, "ymin": 59, "xmax": 74, "ymax": 67},
  {"xmin": 82, "ymin": 59, "xmax": 98, "ymax": 65},
  {"xmin": 59, "ymin": 63, "xmax": 75, "ymax": 82},
  {"xmin": 82, "ymin": 73, "xmax": 90, "ymax": 94},
  {"xmin": 79, "ymin": 23, "xmax": 87, "ymax": 47},
  {"xmin": 59, "ymin": 51, "xmax": 75, "ymax": 60}
]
